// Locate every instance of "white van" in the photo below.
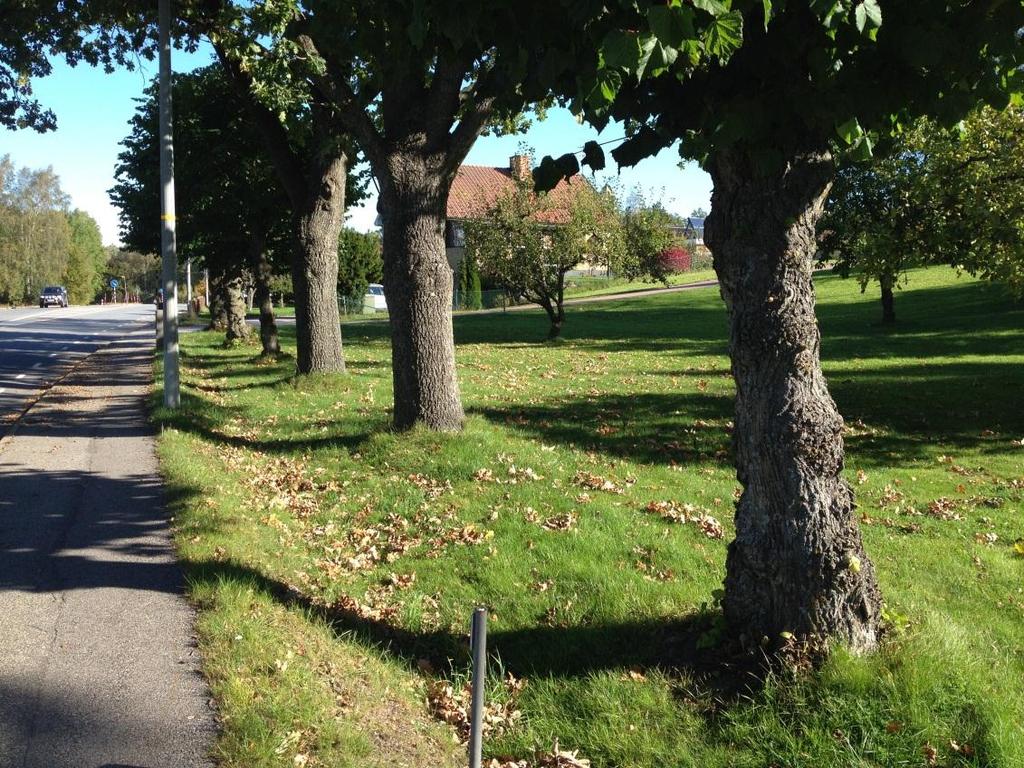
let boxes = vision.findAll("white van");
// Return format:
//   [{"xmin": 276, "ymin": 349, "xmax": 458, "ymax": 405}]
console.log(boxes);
[{"xmin": 365, "ymin": 283, "xmax": 387, "ymax": 311}]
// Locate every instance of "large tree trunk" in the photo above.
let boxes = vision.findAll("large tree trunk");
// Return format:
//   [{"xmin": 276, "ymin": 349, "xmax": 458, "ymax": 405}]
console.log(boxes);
[
  {"xmin": 248, "ymin": 232, "xmax": 280, "ymax": 356},
  {"xmin": 377, "ymin": 154, "xmax": 464, "ymax": 431},
  {"xmin": 879, "ymin": 272, "xmax": 896, "ymax": 324},
  {"xmin": 291, "ymin": 155, "xmax": 347, "ymax": 374},
  {"xmin": 705, "ymin": 143, "xmax": 882, "ymax": 654},
  {"xmin": 207, "ymin": 271, "xmax": 228, "ymax": 331},
  {"xmin": 224, "ymin": 268, "xmax": 249, "ymax": 342}
]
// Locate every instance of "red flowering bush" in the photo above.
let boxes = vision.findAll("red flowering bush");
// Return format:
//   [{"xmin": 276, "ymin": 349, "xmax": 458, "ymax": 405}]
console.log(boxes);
[{"xmin": 659, "ymin": 246, "xmax": 692, "ymax": 273}]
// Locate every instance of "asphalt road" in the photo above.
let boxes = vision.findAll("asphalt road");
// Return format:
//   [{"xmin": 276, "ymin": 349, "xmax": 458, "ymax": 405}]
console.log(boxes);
[{"xmin": 0, "ymin": 304, "xmax": 157, "ymax": 432}]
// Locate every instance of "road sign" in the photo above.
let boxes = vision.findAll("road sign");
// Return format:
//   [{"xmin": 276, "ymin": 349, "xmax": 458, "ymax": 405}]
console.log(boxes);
[{"xmin": 110, "ymin": 279, "xmax": 119, "ymax": 289}]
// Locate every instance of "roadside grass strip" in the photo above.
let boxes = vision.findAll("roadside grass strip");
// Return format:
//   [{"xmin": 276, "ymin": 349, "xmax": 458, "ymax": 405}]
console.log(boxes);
[{"xmin": 155, "ymin": 267, "xmax": 1024, "ymax": 767}]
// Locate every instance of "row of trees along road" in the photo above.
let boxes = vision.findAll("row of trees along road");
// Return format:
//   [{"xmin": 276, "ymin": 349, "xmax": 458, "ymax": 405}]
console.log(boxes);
[
  {"xmin": 6, "ymin": 0, "xmax": 1022, "ymax": 656},
  {"xmin": 109, "ymin": 65, "xmax": 380, "ymax": 356},
  {"xmin": 0, "ymin": 155, "xmax": 108, "ymax": 304},
  {"xmin": 821, "ymin": 105, "xmax": 1024, "ymax": 323}
]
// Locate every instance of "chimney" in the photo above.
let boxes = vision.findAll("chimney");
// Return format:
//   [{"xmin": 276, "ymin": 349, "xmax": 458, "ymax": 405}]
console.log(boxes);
[{"xmin": 509, "ymin": 154, "xmax": 532, "ymax": 181}]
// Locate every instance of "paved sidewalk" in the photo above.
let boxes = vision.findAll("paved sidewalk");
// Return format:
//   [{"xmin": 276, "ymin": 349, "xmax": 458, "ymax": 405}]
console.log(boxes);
[{"xmin": 0, "ymin": 328, "xmax": 216, "ymax": 768}]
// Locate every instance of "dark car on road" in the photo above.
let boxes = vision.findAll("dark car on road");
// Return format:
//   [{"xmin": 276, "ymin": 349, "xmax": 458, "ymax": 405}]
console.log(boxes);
[{"xmin": 39, "ymin": 286, "xmax": 69, "ymax": 308}]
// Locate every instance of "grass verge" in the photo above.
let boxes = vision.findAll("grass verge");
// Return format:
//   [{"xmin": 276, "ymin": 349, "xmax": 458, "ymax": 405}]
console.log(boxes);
[{"xmin": 155, "ymin": 267, "xmax": 1024, "ymax": 767}]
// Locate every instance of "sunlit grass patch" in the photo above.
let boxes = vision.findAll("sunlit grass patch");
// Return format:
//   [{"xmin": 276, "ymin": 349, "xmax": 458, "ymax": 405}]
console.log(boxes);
[{"xmin": 157, "ymin": 267, "xmax": 1024, "ymax": 767}]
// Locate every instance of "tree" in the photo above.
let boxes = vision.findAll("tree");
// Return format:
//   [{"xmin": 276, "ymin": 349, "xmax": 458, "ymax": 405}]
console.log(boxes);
[
  {"xmin": 466, "ymin": 179, "xmax": 625, "ymax": 339},
  {"xmin": 187, "ymin": 0, "xmax": 595, "ymax": 430},
  {"xmin": 64, "ymin": 209, "xmax": 108, "ymax": 304},
  {"xmin": 105, "ymin": 247, "xmax": 160, "ymax": 299},
  {"xmin": 819, "ymin": 124, "xmax": 930, "ymax": 323},
  {"xmin": 821, "ymin": 106, "xmax": 1024, "ymax": 322},
  {"xmin": 0, "ymin": 2, "xmax": 148, "ymax": 132},
  {"xmin": 457, "ymin": 252, "xmax": 483, "ymax": 310},
  {"xmin": 620, "ymin": 203, "xmax": 675, "ymax": 282},
  {"xmin": 110, "ymin": 66, "xmax": 296, "ymax": 353},
  {"xmin": 690, "ymin": 207, "xmax": 708, "ymax": 219},
  {"xmin": 536, "ymin": 0, "xmax": 1024, "ymax": 653},
  {"xmin": 337, "ymin": 228, "xmax": 383, "ymax": 306},
  {"xmin": 0, "ymin": 155, "xmax": 71, "ymax": 303},
  {"xmin": 917, "ymin": 106, "xmax": 1024, "ymax": 297}
]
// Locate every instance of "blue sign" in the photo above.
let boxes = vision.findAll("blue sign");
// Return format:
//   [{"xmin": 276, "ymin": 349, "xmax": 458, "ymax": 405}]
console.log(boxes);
[{"xmin": 110, "ymin": 279, "xmax": 119, "ymax": 289}]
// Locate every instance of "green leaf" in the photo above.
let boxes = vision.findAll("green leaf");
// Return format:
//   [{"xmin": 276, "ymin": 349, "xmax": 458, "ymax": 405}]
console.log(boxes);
[
  {"xmin": 643, "ymin": 39, "xmax": 679, "ymax": 77},
  {"xmin": 555, "ymin": 153, "xmax": 581, "ymax": 179},
  {"xmin": 854, "ymin": 0, "xmax": 882, "ymax": 33},
  {"xmin": 703, "ymin": 11, "xmax": 743, "ymax": 58},
  {"xmin": 532, "ymin": 156, "xmax": 563, "ymax": 193},
  {"xmin": 582, "ymin": 141, "xmax": 606, "ymax": 172},
  {"xmin": 602, "ymin": 30, "xmax": 642, "ymax": 73},
  {"xmin": 836, "ymin": 117, "xmax": 864, "ymax": 145},
  {"xmin": 587, "ymin": 69, "xmax": 623, "ymax": 110},
  {"xmin": 849, "ymin": 134, "xmax": 874, "ymax": 162},
  {"xmin": 692, "ymin": 0, "xmax": 729, "ymax": 17},
  {"xmin": 611, "ymin": 125, "xmax": 669, "ymax": 168},
  {"xmin": 636, "ymin": 34, "xmax": 659, "ymax": 79},
  {"xmin": 647, "ymin": 5, "xmax": 696, "ymax": 49},
  {"xmin": 863, "ymin": 0, "xmax": 883, "ymax": 28},
  {"xmin": 762, "ymin": 0, "xmax": 772, "ymax": 31}
]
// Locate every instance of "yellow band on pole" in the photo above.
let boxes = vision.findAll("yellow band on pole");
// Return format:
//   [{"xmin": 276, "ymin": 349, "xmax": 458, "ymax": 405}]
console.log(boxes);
[{"xmin": 160, "ymin": 214, "xmax": 176, "ymax": 221}]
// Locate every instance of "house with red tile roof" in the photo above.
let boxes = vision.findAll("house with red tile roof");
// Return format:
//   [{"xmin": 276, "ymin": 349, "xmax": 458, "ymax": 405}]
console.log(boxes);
[{"xmin": 444, "ymin": 154, "xmax": 594, "ymax": 270}]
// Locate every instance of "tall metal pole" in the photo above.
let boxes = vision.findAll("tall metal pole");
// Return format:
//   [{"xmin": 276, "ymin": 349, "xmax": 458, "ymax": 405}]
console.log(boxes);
[{"xmin": 159, "ymin": 0, "xmax": 180, "ymax": 408}]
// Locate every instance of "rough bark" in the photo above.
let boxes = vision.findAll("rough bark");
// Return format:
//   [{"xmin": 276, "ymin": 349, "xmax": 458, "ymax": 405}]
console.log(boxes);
[
  {"xmin": 879, "ymin": 272, "xmax": 896, "ymax": 324},
  {"xmin": 224, "ymin": 269, "xmax": 249, "ymax": 342},
  {"xmin": 377, "ymin": 151, "xmax": 464, "ymax": 431},
  {"xmin": 212, "ymin": 43, "xmax": 345, "ymax": 375},
  {"xmin": 207, "ymin": 273, "xmax": 227, "ymax": 331},
  {"xmin": 705, "ymin": 143, "xmax": 882, "ymax": 654},
  {"xmin": 291, "ymin": 154, "xmax": 347, "ymax": 374},
  {"xmin": 248, "ymin": 232, "xmax": 280, "ymax": 356}
]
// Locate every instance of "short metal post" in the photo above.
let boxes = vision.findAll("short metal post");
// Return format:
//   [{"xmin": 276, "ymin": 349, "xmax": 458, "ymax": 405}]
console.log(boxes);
[
  {"xmin": 155, "ymin": 308, "xmax": 164, "ymax": 349},
  {"xmin": 468, "ymin": 607, "xmax": 487, "ymax": 768}
]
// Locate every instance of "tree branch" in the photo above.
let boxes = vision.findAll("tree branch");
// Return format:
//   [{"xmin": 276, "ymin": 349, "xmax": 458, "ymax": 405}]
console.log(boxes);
[
  {"xmin": 211, "ymin": 41, "xmax": 306, "ymax": 207},
  {"xmin": 293, "ymin": 33, "xmax": 385, "ymax": 167},
  {"xmin": 443, "ymin": 93, "xmax": 497, "ymax": 176},
  {"xmin": 424, "ymin": 50, "xmax": 472, "ymax": 147}
]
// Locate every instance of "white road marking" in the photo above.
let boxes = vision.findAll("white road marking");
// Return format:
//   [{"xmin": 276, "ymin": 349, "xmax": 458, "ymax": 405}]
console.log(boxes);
[
  {"xmin": 15, "ymin": 374, "xmax": 25, "ymax": 379},
  {"xmin": 49, "ymin": 353, "xmax": 57, "ymax": 357},
  {"xmin": 0, "ymin": 388, "xmax": 5, "ymax": 394},
  {"xmin": 3, "ymin": 310, "xmax": 47, "ymax": 324},
  {"xmin": 32, "ymin": 363, "xmax": 42, "ymax": 368}
]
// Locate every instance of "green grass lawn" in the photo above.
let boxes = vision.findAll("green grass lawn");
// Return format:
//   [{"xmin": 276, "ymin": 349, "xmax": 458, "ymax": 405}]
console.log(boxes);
[
  {"xmin": 560, "ymin": 269, "xmax": 718, "ymax": 299},
  {"xmin": 155, "ymin": 267, "xmax": 1024, "ymax": 768}
]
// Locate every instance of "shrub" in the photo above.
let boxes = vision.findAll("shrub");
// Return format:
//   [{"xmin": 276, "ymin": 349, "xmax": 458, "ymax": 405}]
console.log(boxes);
[{"xmin": 660, "ymin": 246, "xmax": 692, "ymax": 273}]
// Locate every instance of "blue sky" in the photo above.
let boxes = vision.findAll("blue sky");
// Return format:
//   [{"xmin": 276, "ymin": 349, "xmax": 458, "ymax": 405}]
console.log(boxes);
[{"xmin": 2, "ymin": 49, "xmax": 712, "ymax": 246}]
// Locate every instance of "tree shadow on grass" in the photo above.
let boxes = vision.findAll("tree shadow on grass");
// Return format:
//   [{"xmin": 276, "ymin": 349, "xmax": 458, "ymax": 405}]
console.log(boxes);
[
  {"xmin": 186, "ymin": 556, "xmax": 755, "ymax": 698},
  {"xmin": 473, "ymin": 392, "xmax": 735, "ymax": 466},
  {"xmin": 472, "ymin": 355, "xmax": 1023, "ymax": 469},
  {"xmin": 156, "ymin": 388, "xmax": 382, "ymax": 456}
]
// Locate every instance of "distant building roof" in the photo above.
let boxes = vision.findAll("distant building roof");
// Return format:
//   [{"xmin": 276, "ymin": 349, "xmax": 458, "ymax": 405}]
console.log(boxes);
[{"xmin": 447, "ymin": 155, "xmax": 590, "ymax": 224}]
